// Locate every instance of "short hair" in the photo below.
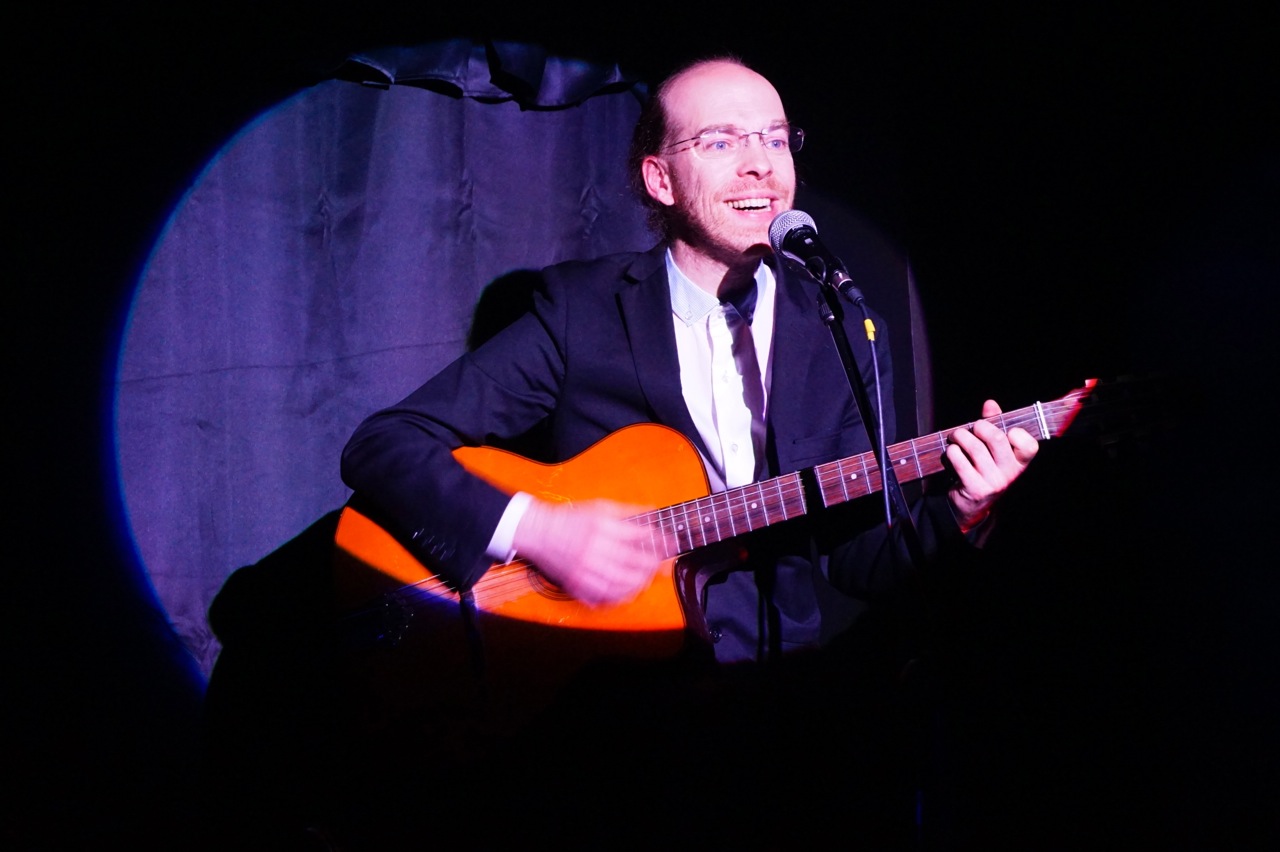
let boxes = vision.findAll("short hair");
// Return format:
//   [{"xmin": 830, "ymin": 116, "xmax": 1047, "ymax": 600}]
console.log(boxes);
[{"xmin": 626, "ymin": 55, "xmax": 751, "ymax": 238}]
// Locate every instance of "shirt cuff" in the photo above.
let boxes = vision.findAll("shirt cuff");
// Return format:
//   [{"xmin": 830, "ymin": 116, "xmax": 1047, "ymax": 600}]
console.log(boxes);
[
  {"xmin": 952, "ymin": 503, "xmax": 995, "ymax": 547},
  {"xmin": 486, "ymin": 491, "xmax": 534, "ymax": 563}
]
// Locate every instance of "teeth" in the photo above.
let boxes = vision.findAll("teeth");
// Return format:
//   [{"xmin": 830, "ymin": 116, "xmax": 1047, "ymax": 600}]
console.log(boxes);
[{"xmin": 728, "ymin": 198, "xmax": 770, "ymax": 210}]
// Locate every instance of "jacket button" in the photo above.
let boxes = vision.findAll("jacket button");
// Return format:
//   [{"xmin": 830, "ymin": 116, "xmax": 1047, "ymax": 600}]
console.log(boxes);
[{"xmin": 709, "ymin": 626, "xmax": 723, "ymax": 643}]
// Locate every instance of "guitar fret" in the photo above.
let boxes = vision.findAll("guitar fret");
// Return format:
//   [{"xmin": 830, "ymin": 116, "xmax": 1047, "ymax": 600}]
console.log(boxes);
[
  {"xmin": 771, "ymin": 477, "xmax": 787, "ymax": 523},
  {"xmin": 787, "ymin": 476, "xmax": 800, "ymax": 521},
  {"xmin": 721, "ymin": 491, "xmax": 737, "ymax": 538},
  {"xmin": 684, "ymin": 500, "xmax": 700, "ymax": 549},
  {"xmin": 673, "ymin": 505, "xmax": 695, "ymax": 554},
  {"xmin": 857, "ymin": 454, "xmax": 873, "ymax": 501},
  {"xmin": 659, "ymin": 506, "xmax": 683, "ymax": 558},
  {"xmin": 867, "ymin": 454, "xmax": 881, "ymax": 502},
  {"xmin": 922, "ymin": 432, "xmax": 944, "ymax": 479},
  {"xmin": 709, "ymin": 493, "xmax": 726, "ymax": 541},
  {"xmin": 741, "ymin": 485, "xmax": 757, "ymax": 531},
  {"xmin": 692, "ymin": 494, "xmax": 716, "ymax": 547},
  {"xmin": 653, "ymin": 507, "xmax": 667, "ymax": 555}
]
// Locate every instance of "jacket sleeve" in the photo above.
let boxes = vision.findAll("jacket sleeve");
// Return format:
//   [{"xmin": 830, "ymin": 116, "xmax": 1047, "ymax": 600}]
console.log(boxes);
[
  {"xmin": 340, "ymin": 273, "xmax": 569, "ymax": 590},
  {"xmin": 824, "ymin": 488, "xmax": 972, "ymax": 600}
]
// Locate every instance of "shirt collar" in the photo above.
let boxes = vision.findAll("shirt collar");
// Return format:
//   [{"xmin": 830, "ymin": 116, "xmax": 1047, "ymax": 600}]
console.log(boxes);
[{"xmin": 665, "ymin": 249, "xmax": 775, "ymax": 327}]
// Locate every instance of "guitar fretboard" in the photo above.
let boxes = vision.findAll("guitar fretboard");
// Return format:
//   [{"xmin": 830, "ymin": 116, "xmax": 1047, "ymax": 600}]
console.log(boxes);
[{"xmin": 639, "ymin": 386, "xmax": 1094, "ymax": 558}]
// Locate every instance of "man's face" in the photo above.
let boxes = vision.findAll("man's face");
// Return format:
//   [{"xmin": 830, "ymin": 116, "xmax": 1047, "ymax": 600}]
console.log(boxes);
[{"xmin": 644, "ymin": 62, "xmax": 797, "ymax": 267}]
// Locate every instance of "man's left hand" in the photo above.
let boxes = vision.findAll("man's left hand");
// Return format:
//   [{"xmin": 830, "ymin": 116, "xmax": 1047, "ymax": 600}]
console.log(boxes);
[{"xmin": 945, "ymin": 399, "xmax": 1040, "ymax": 532}]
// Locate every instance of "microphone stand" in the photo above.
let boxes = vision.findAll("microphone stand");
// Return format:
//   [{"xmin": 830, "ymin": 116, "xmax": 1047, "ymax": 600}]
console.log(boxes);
[{"xmin": 807, "ymin": 259, "xmax": 926, "ymax": 574}]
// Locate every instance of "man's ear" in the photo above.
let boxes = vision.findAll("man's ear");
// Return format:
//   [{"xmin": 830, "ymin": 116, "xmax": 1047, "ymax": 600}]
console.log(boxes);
[{"xmin": 641, "ymin": 155, "xmax": 676, "ymax": 207}]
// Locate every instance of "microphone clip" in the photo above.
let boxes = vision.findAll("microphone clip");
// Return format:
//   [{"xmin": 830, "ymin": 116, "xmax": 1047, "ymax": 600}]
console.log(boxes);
[{"xmin": 768, "ymin": 210, "xmax": 864, "ymax": 304}]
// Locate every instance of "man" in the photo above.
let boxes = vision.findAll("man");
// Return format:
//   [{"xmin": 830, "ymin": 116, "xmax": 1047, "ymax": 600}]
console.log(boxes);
[
  {"xmin": 341, "ymin": 56, "xmax": 1038, "ymax": 666},
  {"xmin": 338, "ymin": 54, "xmax": 1041, "ymax": 847}
]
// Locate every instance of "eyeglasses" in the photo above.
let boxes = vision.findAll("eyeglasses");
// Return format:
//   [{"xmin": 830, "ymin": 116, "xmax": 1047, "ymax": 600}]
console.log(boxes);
[{"xmin": 664, "ymin": 124, "xmax": 805, "ymax": 159}]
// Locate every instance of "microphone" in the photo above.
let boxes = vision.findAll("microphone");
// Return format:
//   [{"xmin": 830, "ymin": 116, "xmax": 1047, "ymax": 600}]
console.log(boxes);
[{"xmin": 768, "ymin": 209, "xmax": 858, "ymax": 299}]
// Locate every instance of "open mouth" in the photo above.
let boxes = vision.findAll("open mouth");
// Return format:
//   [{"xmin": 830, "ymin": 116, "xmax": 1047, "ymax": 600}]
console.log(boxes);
[{"xmin": 727, "ymin": 198, "xmax": 772, "ymax": 211}]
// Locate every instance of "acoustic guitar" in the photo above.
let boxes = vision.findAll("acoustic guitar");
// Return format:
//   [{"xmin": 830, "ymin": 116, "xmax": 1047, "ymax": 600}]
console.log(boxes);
[
  {"xmin": 336, "ymin": 378, "xmax": 1118, "ymax": 626},
  {"xmin": 326, "ymin": 373, "xmax": 1196, "ymax": 753},
  {"xmin": 336, "ymin": 379, "xmax": 1124, "ymax": 637}
]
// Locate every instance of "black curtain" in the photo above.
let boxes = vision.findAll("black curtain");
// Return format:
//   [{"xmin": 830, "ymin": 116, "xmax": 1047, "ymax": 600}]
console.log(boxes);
[{"xmin": 17, "ymin": 9, "xmax": 1276, "ymax": 850}]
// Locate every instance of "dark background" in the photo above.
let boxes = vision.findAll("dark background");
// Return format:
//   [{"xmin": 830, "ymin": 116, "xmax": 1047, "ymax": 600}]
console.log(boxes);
[{"xmin": 12, "ymin": 2, "xmax": 1277, "ymax": 849}]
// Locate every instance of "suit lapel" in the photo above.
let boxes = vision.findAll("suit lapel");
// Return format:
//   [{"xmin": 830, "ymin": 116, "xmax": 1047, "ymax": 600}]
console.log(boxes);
[
  {"xmin": 766, "ymin": 260, "xmax": 848, "ymax": 469},
  {"xmin": 616, "ymin": 248, "xmax": 712, "ymax": 464}
]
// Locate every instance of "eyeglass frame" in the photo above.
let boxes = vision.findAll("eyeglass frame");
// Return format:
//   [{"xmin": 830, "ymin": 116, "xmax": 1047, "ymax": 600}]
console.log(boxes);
[{"xmin": 662, "ymin": 123, "xmax": 805, "ymax": 158}]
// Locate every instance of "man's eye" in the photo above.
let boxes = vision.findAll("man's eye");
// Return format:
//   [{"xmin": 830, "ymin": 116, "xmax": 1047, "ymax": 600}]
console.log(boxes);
[{"xmin": 705, "ymin": 138, "xmax": 734, "ymax": 152}]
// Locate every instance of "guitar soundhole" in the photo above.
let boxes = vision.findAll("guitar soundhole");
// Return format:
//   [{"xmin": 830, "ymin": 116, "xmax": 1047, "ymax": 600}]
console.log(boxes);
[{"xmin": 528, "ymin": 567, "xmax": 574, "ymax": 601}]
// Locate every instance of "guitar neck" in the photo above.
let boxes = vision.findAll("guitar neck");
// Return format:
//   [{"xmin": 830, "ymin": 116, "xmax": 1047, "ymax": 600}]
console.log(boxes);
[{"xmin": 641, "ymin": 383, "xmax": 1095, "ymax": 558}]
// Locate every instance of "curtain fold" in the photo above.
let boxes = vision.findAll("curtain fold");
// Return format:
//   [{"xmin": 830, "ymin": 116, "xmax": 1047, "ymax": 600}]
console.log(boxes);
[{"xmin": 339, "ymin": 39, "xmax": 643, "ymax": 107}]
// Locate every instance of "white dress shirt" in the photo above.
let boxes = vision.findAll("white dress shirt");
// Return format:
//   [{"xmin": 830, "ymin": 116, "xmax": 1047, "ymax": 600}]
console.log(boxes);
[{"xmin": 665, "ymin": 250, "xmax": 775, "ymax": 491}]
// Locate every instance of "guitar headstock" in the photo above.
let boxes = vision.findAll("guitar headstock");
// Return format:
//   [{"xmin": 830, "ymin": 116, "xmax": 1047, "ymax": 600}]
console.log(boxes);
[{"xmin": 1053, "ymin": 374, "xmax": 1182, "ymax": 454}]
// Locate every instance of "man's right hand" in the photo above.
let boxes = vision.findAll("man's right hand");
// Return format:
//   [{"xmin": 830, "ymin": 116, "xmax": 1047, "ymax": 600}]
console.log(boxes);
[{"xmin": 511, "ymin": 498, "xmax": 667, "ymax": 605}]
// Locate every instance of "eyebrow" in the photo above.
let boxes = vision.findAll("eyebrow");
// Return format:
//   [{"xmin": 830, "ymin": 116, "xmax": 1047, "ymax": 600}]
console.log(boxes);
[
  {"xmin": 691, "ymin": 122, "xmax": 778, "ymax": 138},
  {"xmin": 695, "ymin": 121, "xmax": 790, "ymax": 135}
]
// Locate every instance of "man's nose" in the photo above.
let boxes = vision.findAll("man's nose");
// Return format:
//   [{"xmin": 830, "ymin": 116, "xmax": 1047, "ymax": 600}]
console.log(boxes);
[{"xmin": 736, "ymin": 134, "xmax": 774, "ymax": 176}]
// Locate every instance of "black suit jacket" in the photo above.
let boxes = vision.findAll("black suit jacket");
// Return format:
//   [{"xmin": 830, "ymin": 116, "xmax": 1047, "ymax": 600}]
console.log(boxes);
[{"xmin": 342, "ymin": 243, "xmax": 967, "ymax": 662}]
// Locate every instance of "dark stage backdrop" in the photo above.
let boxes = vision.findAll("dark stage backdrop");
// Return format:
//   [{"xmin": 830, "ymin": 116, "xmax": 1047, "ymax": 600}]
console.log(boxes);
[
  {"xmin": 113, "ymin": 40, "xmax": 927, "ymax": 680},
  {"xmin": 17, "ymin": 8, "xmax": 1277, "ymax": 850}
]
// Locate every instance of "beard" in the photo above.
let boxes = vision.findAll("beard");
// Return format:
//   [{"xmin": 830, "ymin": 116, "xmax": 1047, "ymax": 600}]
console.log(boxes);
[{"xmin": 666, "ymin": 181, "xmax": 793, "ymax": 269}]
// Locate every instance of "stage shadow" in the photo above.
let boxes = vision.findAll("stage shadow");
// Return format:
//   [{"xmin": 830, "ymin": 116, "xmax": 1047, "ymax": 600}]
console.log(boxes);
[{"xmin": 200, "ymin": 503, "xmax": 932, "ymax": 850}]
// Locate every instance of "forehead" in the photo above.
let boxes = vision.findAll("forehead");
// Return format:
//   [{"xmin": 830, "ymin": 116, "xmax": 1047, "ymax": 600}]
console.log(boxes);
[{"xmin": 663, "ymin": 62, "xmax": 788, "ymax": 135}]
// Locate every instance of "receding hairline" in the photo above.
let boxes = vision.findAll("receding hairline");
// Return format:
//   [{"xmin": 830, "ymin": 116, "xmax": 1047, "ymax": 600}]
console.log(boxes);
[{"xmin": 652, "ymin": 57, "xmax": 778, "ymax": 141}]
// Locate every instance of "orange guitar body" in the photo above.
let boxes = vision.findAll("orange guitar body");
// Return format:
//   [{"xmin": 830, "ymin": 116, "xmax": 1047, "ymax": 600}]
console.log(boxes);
[
  {"xmin": 332, "ymin": 424, "xmax": 715, "ymax": 744},
  {"xmin": 335, "ymin": 422, "xmax": 711, "ymax": 633}
]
